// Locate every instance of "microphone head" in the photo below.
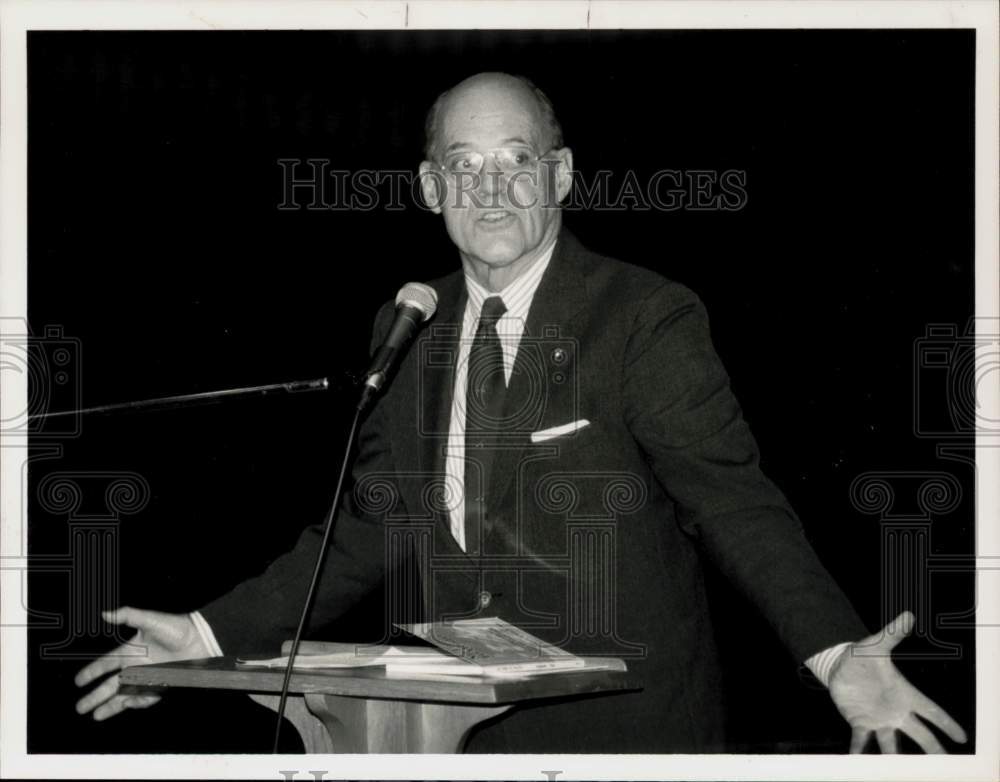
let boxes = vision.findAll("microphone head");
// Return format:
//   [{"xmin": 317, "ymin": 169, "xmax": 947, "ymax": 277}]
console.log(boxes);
[{"xmin": 396, "ymin": 282, "xmax": 438, "ymax": 321}]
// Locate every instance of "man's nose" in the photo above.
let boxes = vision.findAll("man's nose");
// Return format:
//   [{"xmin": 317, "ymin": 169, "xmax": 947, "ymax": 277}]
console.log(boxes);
[{"xmin": 476, "ymin": 154, "xmax": 504, "ymax": 199}]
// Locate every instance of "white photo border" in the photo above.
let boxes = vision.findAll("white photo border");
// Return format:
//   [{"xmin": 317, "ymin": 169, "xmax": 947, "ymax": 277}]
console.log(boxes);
[{"xmin": 1, "ymin": 1, "xmax": 997, "ymax": 780}]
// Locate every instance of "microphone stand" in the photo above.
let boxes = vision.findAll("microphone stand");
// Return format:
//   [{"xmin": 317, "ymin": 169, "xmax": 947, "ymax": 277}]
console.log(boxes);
[
  {"xmin": 269, "ymin": 285, "xmax": 435, "ymax": 751},
  {"xmin": 271, "ymin": 394, "xmax": 371, "ymax": 755},
  {"xmin": 271, "ymin": 391, "xmax": 371, "ymax": 752}
]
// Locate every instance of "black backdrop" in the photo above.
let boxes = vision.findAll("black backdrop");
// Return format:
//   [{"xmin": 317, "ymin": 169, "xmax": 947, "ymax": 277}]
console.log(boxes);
[{"xmin": 25, "ymin": 29, "xmax": 975, "ymax": 754}]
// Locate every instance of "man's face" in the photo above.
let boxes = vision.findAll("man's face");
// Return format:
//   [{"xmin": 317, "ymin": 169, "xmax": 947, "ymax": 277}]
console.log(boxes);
[{"xmin": 419, "ymin": 78, "xmax": 572, "ymax": 273}]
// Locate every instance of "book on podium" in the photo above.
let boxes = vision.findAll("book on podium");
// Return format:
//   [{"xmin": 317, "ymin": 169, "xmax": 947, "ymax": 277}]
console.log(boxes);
[{"xmin": 235, "ymin": 617, "xmax": 627, "ymax": 678}]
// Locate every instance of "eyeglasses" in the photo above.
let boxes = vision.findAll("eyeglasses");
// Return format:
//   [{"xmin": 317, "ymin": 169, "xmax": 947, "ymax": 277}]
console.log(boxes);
[{"xmin": 438, "ymin": 145, "xmax": 549, "ymax": 176}]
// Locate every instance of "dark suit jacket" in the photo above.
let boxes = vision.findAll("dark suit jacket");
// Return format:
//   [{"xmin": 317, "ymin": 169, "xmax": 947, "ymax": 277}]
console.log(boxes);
[{"xmin": 201, "ymin": 228, "xmax": 868, "ymax": 752}]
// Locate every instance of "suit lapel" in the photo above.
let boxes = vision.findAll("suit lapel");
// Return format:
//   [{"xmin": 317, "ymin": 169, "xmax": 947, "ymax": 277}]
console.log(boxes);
[
  {"xmin": 387, "ymin": 270, "xmax": 464, "ymax": 488},
  {"xmin": 388, "ymin": 270, "xmax": 476, "ymax": 566},
  {"xmin": 487, "ymin": 229, "xmax": 591, "ymax": 511},
  {"xmin": 419, "ymin": 274, "xmax": 466, "ymax": 480}
]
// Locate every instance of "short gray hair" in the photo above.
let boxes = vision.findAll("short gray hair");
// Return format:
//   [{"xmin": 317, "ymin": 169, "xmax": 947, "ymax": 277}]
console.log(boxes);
[{"xmin": 423, "ymin": 73, "xmax": 564, "ymax": 161}]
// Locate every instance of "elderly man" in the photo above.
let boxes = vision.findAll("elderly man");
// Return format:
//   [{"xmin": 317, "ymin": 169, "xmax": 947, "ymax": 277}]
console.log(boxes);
[{"xmin": 75, "ymin": 72, "xmax": 966, "ymax": 754}]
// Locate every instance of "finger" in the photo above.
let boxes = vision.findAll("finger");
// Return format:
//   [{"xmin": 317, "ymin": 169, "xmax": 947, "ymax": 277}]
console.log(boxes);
[
  {"xmin": 75, "ymin": 656, "xmax": 121, "ymax": 688},
  {"xmin": 849, "ymin": 728, "xmax": 870, "ymax": 754},
  {"xmin": 875, "ymin": 727, "xmax": 899, "ymax": 754},
  {"xmin": 124, "ymin": 694, "xmax": 161, "ymax": 709},
  {"xmin": 102, "ymin": 606, "xmax": 160, "ymax": 632},
  {"xmin": 75, "ymin": 674, "xmax": 121, "ymax": 716},
  {"xmin": 914, "ymin": 695, "xmax": 968, "ymax": 744},
  {"xmin": 74, "ymin": 638, "xmax": 140, "ymax": 687},
  {"xmin": 93, "ymin": 695, "xmax": 130, "ymax": 722},
  {"xmin": 878, "ymin": 611, "xmax": 916, "ymax": 652},
  {"xmin": 902, "ymin": 716, "xmax": 946, "ymax": 754}
]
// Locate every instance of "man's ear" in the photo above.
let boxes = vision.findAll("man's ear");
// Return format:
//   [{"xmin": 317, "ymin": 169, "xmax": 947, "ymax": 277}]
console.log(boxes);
[
  {"xmin": 418, "ymin": 161, "xmax": 444, "ymax": 214},
  {"xmin": 550, "ymin": 147, "xmax": 574, "ymax": 203}
]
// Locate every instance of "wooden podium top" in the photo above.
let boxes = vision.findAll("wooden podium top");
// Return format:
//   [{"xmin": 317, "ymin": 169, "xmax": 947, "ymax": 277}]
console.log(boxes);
[{"xmin": 120, "ymin": 656, "xmax": 641, "ymax": 706}]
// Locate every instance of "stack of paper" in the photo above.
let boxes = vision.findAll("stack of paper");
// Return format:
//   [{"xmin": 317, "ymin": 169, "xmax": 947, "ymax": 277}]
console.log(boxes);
[
  {"xmin": 236, "ymin": 618, "xmax": 627, "ymax": 678},
  {"xmin": 236, "ymin": 644, "xmax": 441, "ymax": 670}
]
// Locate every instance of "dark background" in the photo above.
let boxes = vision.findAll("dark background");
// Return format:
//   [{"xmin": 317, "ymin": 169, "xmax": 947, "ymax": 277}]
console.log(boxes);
[{"xmin": 26, "ymin": 29, "xmax": 975, "ymax": 753}]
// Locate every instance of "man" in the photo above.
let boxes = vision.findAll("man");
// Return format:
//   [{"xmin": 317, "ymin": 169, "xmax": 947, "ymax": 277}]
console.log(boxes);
[{"xmin": 75, "ymin": 72, "xmax": 966, "ymax": 754}]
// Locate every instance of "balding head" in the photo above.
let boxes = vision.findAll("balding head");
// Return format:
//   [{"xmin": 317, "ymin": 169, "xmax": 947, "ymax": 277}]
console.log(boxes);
[{"xmin": 423, "ymin": 72, "xmax": 563, "ymax": 162}]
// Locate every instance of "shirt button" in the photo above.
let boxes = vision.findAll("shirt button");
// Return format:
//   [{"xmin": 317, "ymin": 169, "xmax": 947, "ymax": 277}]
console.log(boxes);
[{"xmin": 478, "ymin": 590, "xmax": 492, "ymax": 608}]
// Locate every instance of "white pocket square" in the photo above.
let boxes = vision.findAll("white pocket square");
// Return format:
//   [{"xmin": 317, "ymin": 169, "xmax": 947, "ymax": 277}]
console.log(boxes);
[{"xmin": 530, "ymin": 419, "xmax": 591, "ymax": 443}]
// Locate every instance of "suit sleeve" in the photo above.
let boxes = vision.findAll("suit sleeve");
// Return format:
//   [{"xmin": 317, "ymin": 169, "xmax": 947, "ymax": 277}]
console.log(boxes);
[
  {"xmin": 199, "ymin": 301, "xmax": 402, "ymax": 656},
  {"xmin": 622, "ymin": 280, "xmax": 869, "ymax": 663}
]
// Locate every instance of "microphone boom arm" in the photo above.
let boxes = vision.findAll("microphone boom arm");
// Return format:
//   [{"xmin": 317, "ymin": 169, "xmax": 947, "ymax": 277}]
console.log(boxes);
[{"xmin": 28, "ymin": 377, "xmax": 335, "ymax": 420}]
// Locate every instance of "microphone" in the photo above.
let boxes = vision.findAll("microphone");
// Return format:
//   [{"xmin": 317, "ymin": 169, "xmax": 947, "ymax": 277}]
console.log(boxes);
[{"xmin": 359, "ymin": 282, "xmax": 437, "ymax": 409}]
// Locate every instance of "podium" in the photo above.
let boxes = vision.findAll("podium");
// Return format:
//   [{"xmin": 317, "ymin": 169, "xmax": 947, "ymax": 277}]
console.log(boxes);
[{"xmin": 119, "ymin": 656, "xmax": 640, "ymax": 753}]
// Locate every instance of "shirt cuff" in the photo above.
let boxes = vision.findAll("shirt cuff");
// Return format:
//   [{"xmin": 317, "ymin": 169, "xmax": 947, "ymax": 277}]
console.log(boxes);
[
  {"xmin": 189, "ymin": 610, "xmax": 224, "ymax": 657},
  {"xmin": 804, "ymin": 641, "xmax": 852, "ymax": 688}
]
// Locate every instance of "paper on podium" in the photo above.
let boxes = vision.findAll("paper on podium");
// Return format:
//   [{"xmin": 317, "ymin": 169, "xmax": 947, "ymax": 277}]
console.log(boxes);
[
  {"xmin": 235, "ymin": 643, "xmax": 448, "ymax": 670},
  {"xmin": 237, "ymin": 618, "xmax": 627, "ymax": 678}
]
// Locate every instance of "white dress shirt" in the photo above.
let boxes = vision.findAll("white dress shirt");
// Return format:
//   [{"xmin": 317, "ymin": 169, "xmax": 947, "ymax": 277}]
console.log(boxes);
[{"xmin": 191, "ymin": 237, "xmax": 850, "ymax": 686}]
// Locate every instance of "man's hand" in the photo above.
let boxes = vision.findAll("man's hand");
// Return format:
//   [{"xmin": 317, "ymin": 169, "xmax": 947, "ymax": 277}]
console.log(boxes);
[
  {"xmin": 828, "ymin": 611, "xmax": 968, "ymax": 753},
  {"xmin": 74, "ymin": 607, "xmax": 209, "ymax": 721}
]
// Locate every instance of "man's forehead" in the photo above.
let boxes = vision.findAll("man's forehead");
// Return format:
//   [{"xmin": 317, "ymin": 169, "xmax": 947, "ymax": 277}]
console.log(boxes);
[{"xmin": 438, "ymin": 82, "xmax": 542, "ymax": 147}]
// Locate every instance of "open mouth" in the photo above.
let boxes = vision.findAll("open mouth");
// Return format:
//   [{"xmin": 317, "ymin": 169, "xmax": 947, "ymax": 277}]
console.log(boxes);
[{"xmin": 478, "ymin": 210, "xmax": 514, "ymax": 224}]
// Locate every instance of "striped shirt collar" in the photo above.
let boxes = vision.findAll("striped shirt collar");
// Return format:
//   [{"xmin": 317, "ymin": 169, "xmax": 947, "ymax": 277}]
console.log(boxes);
[{"xmin": 462, "ymin": 240, "xmax": 557, "ymax": 324}]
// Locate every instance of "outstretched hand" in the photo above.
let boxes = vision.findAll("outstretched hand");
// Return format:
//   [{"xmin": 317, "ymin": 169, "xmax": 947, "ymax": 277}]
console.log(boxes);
[
  {"xmin": 828, "ymin": 611, "xmax": 967, "ymax": 753},
  {"xmin": 74, "ymin": 607, "xmax": 209, "ymax": 721}
]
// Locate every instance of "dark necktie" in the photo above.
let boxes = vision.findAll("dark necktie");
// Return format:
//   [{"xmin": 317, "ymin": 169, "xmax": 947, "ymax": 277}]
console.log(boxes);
[{"xmin": 464, "ymin": 295, "xmax": 507, "ymax": 556}]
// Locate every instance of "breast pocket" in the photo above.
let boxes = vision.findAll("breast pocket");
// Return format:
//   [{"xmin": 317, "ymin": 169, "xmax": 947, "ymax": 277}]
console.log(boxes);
[{"xmin": 530, "ymin": 420, "xmax": 597, "ymax": 457}]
